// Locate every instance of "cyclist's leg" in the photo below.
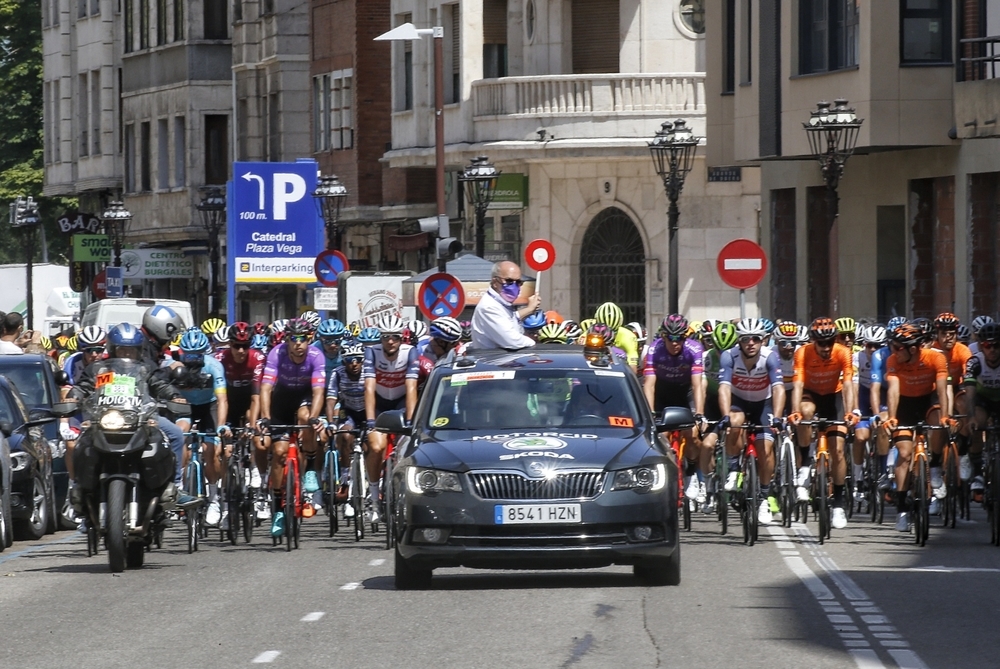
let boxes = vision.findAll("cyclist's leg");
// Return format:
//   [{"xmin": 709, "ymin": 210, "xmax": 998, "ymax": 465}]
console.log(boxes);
[
  {"xmin": 175, "ymin": 416, "xmax": 193, "ymax": 484},
  {"xmin": 271, "ymin": 436, "xmax": 290, "ymax": 491}
]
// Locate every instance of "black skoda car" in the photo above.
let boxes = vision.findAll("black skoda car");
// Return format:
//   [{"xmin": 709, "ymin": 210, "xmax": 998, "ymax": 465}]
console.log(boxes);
[{"xmin": 377, "ymin": 344, "xmax": 686, "ymax": 589}]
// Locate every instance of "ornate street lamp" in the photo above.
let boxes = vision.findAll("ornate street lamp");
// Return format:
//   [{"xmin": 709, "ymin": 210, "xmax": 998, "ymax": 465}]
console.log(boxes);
[
  {"xmin": 460, "ymin": 155, "xmax": 500, "ymax": 259},
  {"xmin": 101, "ymin": 200, "xmax": 133, "ymax": 269},
  {"xmin": 648, "ymin": 119, "xmax": 700, "ymax": 314},
  {"xmin": 312, "ymin": 173, "xmax": 349, "ymax": 250},
  {"xmin": 197, "ymin": 187, "xmax": 226, "ymax": 315},
  {"xmin": 803, "ymin": 99, "xmax": 863, "ymax": 315}
]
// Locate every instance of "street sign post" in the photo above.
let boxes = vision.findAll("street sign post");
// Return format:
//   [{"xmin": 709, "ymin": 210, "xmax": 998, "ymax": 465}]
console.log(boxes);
[
  {"xmin": 417, "ymin": 272, "xmax": 465, "ymax": 319},
  {"xmin": 716, "ymin": 239, "xmax": 768, "ymax": 318},
  {"xmin": 314, "ymin": 249, "xmax": 349, "ymax": 287},
  {"xmin": 524, "ymin": 239, "xmax": 555, "ymax": 299}
]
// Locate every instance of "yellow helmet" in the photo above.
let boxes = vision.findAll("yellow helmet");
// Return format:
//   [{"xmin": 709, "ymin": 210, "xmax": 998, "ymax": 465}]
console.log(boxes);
[
  {"xmin": 201, "ymin": 318, "xmax": 227, "ymax": 337},
  {"xmin": 39, "ymin": 336, "xmax": 52, "ymax": 351},
  {"xmin": 579, "ymin": 318, "xmax": 596, "ymax": 333},
  {"xmin": 66, "ymin": 335, "xmax": 78, "ymax": 352}
]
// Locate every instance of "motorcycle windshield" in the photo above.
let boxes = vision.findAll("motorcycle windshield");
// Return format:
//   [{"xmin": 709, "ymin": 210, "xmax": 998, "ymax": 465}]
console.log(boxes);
[{"xmin": 81, "ymin": 359, "xmax": 157, "ymax": 422}]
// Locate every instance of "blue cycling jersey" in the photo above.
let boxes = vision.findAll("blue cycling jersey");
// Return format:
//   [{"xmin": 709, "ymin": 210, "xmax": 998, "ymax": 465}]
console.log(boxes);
[
  {"xmin": 178, "ymin": 355, "xmax": 227, "ymax": 406},
  {"xmin": 869, "ymin": 346, "xmax": 890, "ymax": 386}
]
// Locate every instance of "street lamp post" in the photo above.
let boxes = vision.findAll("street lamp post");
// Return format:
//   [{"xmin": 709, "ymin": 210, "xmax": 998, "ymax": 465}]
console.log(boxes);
[
  {"xmin": 648, "ymin": 119, "xmax": 700, "ymax": 314},
  {"xmin": 803, "ymin": 99, "xmax": 863, "ymax": 316},
  {"xmin": 9, "ymin": 196, "xmax": 41, "ymax": 328},
  {"xmin": 197, "ymin": 187, "xmax": 227, "ymax": 316},
  {"xmin": 460, "ymin": 156, "xmax": 500, "ymax": 259},
  {"xmin": 312, "ymin": 173, "xmax": 348, "ymax": 250},
  {"xmin": 101, "ymin": 200, "xmax": 133, "ymax": 269}
]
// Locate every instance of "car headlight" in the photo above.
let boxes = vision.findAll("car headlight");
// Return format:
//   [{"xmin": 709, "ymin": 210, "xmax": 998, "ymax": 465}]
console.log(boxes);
[
  {"xmin": 610, "ymin": 463, "xmax": 667, "ymax": 492},
  {"xmin": 100, "ymin": 411, "xmax": 126, "ymax": 431},
  {"xmin": 10, "ymin": 451, "xmax": 30, "ymax": 473},
  {"xmin": 406, "ymin": 467, "xmax": 462, "ymax": 494}
]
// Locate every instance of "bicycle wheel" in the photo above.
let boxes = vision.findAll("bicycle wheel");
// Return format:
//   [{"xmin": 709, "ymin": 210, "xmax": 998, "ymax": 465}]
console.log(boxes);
[
  {"xmin": 914, "ymin": 456, "xmax": 928, "ymax": 546},
  {"xmin": 816, "ymin": 458, "xmax": 829, "ymax": 544},
  {"xmin": 742, "ymin": 455, "xmax": 759, "ymax": 546},
  {"xmin": 226, "ymin": 462, "xmax": 241, "ymax": 546},
  {"xmin": 242, "ymin": 486, "xmax": 254, "ymax": 544},
  {"xmin": 844, "ymin": 444, "xmax": 855, "ymax": 520},
  {"xmin": 327, "ymin": 448, "xmax": 340, "ymax": 538},
  {"xmin": 351, "ymin": 453, "xmax": 364, "ymax": 541},
  {"xmin": 384, "ymin": 454, "xmax": 395, "ymax": 550},
  {"xmin": 715, "ymin": 447, "xmax": 728, "ymax": 535},
  {"xmin": 944, "ymin": 443, "xmax": 959, "ymax": 529},
  {"xmin": 185, "ymin": 462, "xmax": 199, "ymax": 554},
  {"xmin": 284, "ymin": 463, "xmax": 296, "ymax": 552},
  {"xmin": 780, "ymin": 440, "xmax": 795, "ymax": 529}
]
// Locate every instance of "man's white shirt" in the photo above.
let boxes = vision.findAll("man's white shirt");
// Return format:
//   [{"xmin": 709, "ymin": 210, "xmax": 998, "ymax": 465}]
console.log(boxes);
[{"xmin": 471, "ymin": 288, "xmax": 535, "ymax": 349}]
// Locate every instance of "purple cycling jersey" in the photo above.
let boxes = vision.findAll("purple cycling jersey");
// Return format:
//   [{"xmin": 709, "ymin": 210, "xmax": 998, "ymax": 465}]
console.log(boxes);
[
  {"xmin": 261, "ymin": 343, "xmax": 326, "ymax": 391},
  {"xmin": 644, "ymin": 337, "xmax": 705, "ymax": 386}
]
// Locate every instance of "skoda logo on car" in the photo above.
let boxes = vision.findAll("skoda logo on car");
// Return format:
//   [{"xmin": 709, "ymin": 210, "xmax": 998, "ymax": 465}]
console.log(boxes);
[{"xmin": 503, "ymin": 436, "xmax": 567, "ymax": 451}]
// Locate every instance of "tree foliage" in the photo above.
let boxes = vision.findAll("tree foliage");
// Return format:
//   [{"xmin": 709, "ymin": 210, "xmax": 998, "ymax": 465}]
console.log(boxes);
[{"xmin": 0, "ymin": 0, "xmax": 74, "ymax": 264}]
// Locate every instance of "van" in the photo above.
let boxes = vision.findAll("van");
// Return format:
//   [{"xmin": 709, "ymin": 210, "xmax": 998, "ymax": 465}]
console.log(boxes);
[{"xmin": 80, "ymin": 298, "xmax": 195, "ymax": 333}]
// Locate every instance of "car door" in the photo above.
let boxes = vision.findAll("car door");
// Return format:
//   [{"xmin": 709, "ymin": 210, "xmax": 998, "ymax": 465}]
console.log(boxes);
[{"xmin": 5, "ymin": 382, "xmax": 56, "ymax": 535}]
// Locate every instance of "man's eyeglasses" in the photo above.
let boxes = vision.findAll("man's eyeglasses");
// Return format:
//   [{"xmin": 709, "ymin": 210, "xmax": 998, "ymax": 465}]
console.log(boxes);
[
  {"xmin": 662, "ymin": 333, "xmax": 685, "ymax": 343},
  {"xmin": 778, "ymin": 341, "xmax": 796, "ymax": 348},
  {"xmin": 287, "ymin": 334, "xmax": 310, "ymax": 343},
  {"xmin": 982, "ymin": 342, "xmax": 997, "ymax": 351},
  {"xmin": 497, "ymin": 277, "xmax": 524, "ymax": 287},
  {"xmin": 739, "ymin": 336, "xmax": 762, "ymax": 345},
  {"xmin": 381, "ymin": 334, "xmax": 402, "ymax": 343},
  {"xmin": 230, "ymin": 343, "xmax": 249, "ymax": 350},
  {"xmin": 343, "ymin": 356, "xmax": 363, "ymax": 364},
  {"xmin": 82, "ymin": 347, "xmax": 104, "ymax": 355},
  {"xmin": 320, "ymin": 337, "xmax": 341, "ymax": 346}
]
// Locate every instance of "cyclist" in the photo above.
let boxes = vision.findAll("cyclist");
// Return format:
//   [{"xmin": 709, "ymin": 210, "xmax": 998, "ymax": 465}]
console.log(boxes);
[
  {"xmin": 139, "ymin": 305, "xmax": 189, "ymax": 487},
  {"xmin": 407, "ymin": 320, "xmax": 430, "ymax": 350},
  {"xmin": 789, "ymin": 317, "xmax": 856, "ymax": 528},
  {"xmin": 314, "ymin": 318, "xmax": 347, "ymax": 377},
  {"xmin": 702, "ymin": 321, "xmax": 737, "ymax": 424},
  {"xmin": 882, "ymin": 323, "xmax": 950, "ymax": 531},
  {"xmin": 173, "ymin": 328, "xmax": 229, "ymax": 526},
  {"xmin": 537, "ymin": 322, "xmax": 569, "ymax": 344},
  {"xmin": 325, "ymin": 340, "xmax": 366, "ymax": 518},
  {"xmin": 201, "ymin": 317, "xmax": 226, "ymax": 339},
  {"xmin": 962, "ymin": 322, "xmax": 1000, "ymax": 497},
  {"xmin": 957, "ymin": 323, "xmax": 972, "ymax": 345},
  {"xmin": 218, "ymin": 322, "xmax": 265, "ymax": 485},
  {"xmin": 835, "ymin": 317, "xmax": 858, "ymax": 353},
  {"xmin": 63, "ymin": 326, "xmax": 106, "ymax": 384},
  {"xmin": 358, "ymin": 327, "xmax": 381, "ymax": 348},
  {"xmin": 851, "ymin": 324, "xmax": 889, "ymax": 503},
  {"xmin": 712, "ymin": 318, "xmax": 785, "ymax": 525},
  {"xmin": 363, "ymin": 314, "xmax": 419, "ymax": 522},
  {"xmin": 416, "ymin": 317, "xmax": 464, "ymax": 392},
  {"xmin": 772, "ymin": 322, "xmax": 802, "ymax": 400},
  {"xmin": 627, "ymin": 322, "xmax": 649, "ymax": 374},
  {"xmin": 594, "ymin": 302, "xmax": 639, "ymax": 373},
  {"xmin": 258, "ymin": 318, "xmax": 327, "ymax": 534},
  {"xmin": 300, "ymin": 310, "xmax": 322, "ymax": 331}
]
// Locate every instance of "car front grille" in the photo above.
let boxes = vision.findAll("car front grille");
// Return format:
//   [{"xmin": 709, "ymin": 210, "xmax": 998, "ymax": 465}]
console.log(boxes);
[{"xmin": 468, "ymin": 471, "xmax": 605, "ymax": 501}]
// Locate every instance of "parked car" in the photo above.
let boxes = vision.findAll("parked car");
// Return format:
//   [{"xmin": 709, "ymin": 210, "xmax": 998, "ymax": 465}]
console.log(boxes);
[
  {"xmin": 0, "ymin": 355, "xmax": 74, "ymax": 530},
  {"xmin": 0, "ymin": 376, "xmax": 58, "ymax": 540},
  {"xmin": 0, "ymin": 430, "xmax": 12, "ymax": 550}
]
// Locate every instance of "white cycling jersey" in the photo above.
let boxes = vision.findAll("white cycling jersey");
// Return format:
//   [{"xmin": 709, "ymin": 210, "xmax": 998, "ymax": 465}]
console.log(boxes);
[{"xmin": 362, "ymin": 344, "xmax": 420, "ymax": 401}]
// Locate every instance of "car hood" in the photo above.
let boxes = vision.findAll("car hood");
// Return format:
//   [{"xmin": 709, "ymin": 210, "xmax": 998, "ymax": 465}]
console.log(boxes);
[{"xmin": 410, "ymin": 428, "xmax": 661, "ymax": 474}]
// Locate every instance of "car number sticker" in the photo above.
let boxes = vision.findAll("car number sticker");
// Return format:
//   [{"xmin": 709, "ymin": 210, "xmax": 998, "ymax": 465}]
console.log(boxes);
[
  {"xmin": 609, "ymin": 416, "xmax": 634, "ymax": 427},
  {"xmin": 594, "ymin": 370, "xmax": 625, "ymax": 377},
  {"xmin": 104, "ymin": 377, "xmax": 137, "ymax": 397},
  {"xmin": 449, "ymin": 370, "xmax": 516, "ymax": 386},
  {"xmin": 431, "ymin": 417, "xmax": 449, "ymax": 427}
]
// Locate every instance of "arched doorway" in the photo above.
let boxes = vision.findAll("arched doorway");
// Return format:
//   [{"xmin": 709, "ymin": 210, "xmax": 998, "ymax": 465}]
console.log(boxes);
[{"xmin": 579, "ymin": 207, "xmax": 646, "ymax": 325}]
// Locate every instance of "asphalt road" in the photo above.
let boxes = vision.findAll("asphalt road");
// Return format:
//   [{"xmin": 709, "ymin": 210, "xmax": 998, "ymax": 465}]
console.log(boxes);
[{"xmin": 3, "ymin": 504, "xmax": 1000, "ymax": 669}]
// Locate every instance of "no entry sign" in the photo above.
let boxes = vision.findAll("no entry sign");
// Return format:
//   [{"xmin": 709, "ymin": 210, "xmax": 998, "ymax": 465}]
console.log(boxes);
[
  {"xmin": 418, "ymin": 272, "xmax": 465, "ymax": 319},
  {"xmin": 716, "ymin": 239, "xmax": 767, "ymax": 290}
]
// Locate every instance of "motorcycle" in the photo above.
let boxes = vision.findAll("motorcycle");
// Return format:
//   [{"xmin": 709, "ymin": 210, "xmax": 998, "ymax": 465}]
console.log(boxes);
[{"xmin": 54, "ymin": 359, "xmax": 189, "ymax": 573}]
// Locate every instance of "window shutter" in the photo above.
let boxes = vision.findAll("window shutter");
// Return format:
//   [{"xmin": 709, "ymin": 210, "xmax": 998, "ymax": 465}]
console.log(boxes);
[
  {"xmin": 571, "ymin": 0, "xmax": 620, "ymax": 74},
  {"xmin": 483, "ymin": 0, "xmax": 507, "ymax": 44}
]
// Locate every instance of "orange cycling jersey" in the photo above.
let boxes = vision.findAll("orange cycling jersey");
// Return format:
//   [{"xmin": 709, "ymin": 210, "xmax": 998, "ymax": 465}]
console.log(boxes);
[
  {"xmin": 793, "ymin": 343, "xmax": 853, "ymax": 395},
  {"xmin": 885, "ymin": 348, "xmax": 948, "ymax": 397},
  {"xmin": 936, "ymin": 342, "xmax": 972, "ymax": 387}
]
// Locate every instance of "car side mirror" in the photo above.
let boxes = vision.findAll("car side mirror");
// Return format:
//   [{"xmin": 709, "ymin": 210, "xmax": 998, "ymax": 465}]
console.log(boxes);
[
  {"xmin": 54, "ymin": 370, "xmax": 70, "ymax": 386},
  {"xmin": 0, "ymin": 421, "xmax": 13, "ymax": 438},
  {"xmin": 655, "ymin": 406, "xmax": 696, "ymax": 433},
  {"xmin": 51, "ymin": 402, "xmax": 78, "ymax": 417},
  {"xmin": 29, "ymin": 408, "xmax": 53, "ymax": 421},
  {"xmin": 375, "ymin": 410, "xmax": 411, "ymax": 435}
]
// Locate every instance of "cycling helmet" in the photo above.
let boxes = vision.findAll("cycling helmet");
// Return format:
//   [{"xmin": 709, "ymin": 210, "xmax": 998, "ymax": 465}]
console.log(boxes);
[
  {"xmin": 347, "ymin": 321, "xmax": 362, "ymax": 337},
  {"xmin": 712, "ymin": 322, "xmax": 739, "ymax": 350},
  {"xmin": 253, "ymin": 322, "xmax": 268, "ymax": 335},
  {"xmin": 545, "ymin": 311, "xmax": 564, "ymax": 325},
  {"xmin": 795, "ymin": 325, "xmax": 810, "ymax": 344},
  {"xmin": 284, "ymin": 318, "xmax": 314, "ymax": 337},
  {"xmin": 659, "ymin": 314, "xmax": 689, "ymax": 337},
  {"xmin": 201, "ymin": 317, "xmax": 226, "ymax": 337},
  {"xmin": 251, "ymin": 334, "xmax": 269, "ymax": 351},
  {"xmin": 213, "ymin": 326, "xmax": 230, "ymax": 345},
  {"xmin": 300, "ymin": 310, "xmax": 321, "ymax": 329},
  {"xmin": 957, "ymin": 324, "xmax": 972, "ymax": 343},
  {"xmin": 229, "ymin": 322, "xmax": 252, "ymax": 345},
  {"xmin": 911, "ymin": 317, "xmax": 934, "ymax": 341},
  {"xmin": 340, "ymin": 341, "xmax": 365, "ymax": 359},
  {"xmin": 66, "ymin": 335, "xmax": 78, "ymax": 352},
  {"xmin": 537, "ymin": 322, "xmax": 568, "ymax": 344},
  {"xmin": 972, "ymin": 315, "xmax": 995, "ymax": 334},
  {"xmin": 269, "ymin": 319, "xmax": 289, "ymax": 335},
  {"xmin": 78, "ymin": 325, "xmax": 106, "ymax": 348},
  {"xmin": 808, "ymin": 317, "xmax": 838, "ymax": 341},
  {"xmin": 736, "ymin": 318, "xmax": 767, "ymax": 338},
  {"xmin": 358, "ymin": 327, "xmax": 381, "ymax": 344},
  {"xmin": 593, "ymin": 302, "xmax": 624, "ymax": 331},
  {"xmin": 409, "ymin": 320, "xmax": 428, "ymax": 340},
  {"xmin": 271, "ymin": 330, "xmax": 286, "ymax": 346},
  {"xmin": 934, "ymin": 312, "xmax": 960, "ymax": 330},
  {"xmin": 890, "ymin": 323, "xmax": 923, "ymax": 347},
  {"xmin": 107, "ymin": 323, "xmax": 144, "ymax": 353},
  {"xmin": 429, "ymin": 317, "xmax": 463, "ymax": 343},
  {"xmin": 142, "ymin": 305, "xmax": 185, "ymax": 345},
  {"xmin": 834, "ymin": 317, "xmax": 856, "ymax": 335},
  {"xmin": 700, "ymin": 319, "xmax": 720, "ymax": 337},
  {"xmin": 886, "ymin": 316, "xmax": 907, "ymax": 331},
  {"xmin": 774, "ymin": 321, "xmax": 800, "ymax": 341},
  {"xmin": 864, "ymin": 325, "xmax": 887, "ymax": 345},
  {"xmin": 760, "ymin": 318, "xmax": 776, "ymax": 335},
  {"xmin": 588, "ymin": 322, "xmax": 615, "ymax": 343},
  {"xmin": 979, "ymin": 322, "xmax": 1000, "ymax": 345},
  {"xmin": 626, "ymin": 322, "xmax": 647, "ymax": 343},
  {"xmin": 377, "ymin": 314, "xmax": 406, "ymax": 335},
  {"xmin": 39, "ymin": 336, "xmax": 52, "ymax": 351},
  {"xmin": 523, "ymin": 311, "xmax": 547, "ymax": 331},
  {"xmin": 317, "ymin": 319, "xmax": 347, "ymax": 340},
  {"xmin": 579, "ymin": 319, "xmax": 596, "ymax": 334},
  {"xmin": 459, "ymin": 320, "xmax": 472, "ymax": 343},
  {"xmin": 179, "ymin": 328, "xmax": 211, "ymax": 354}
]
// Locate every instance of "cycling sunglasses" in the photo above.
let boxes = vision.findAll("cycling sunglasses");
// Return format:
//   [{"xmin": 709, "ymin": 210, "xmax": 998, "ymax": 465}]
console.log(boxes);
[
  {"xmin": 230, "ymin": 343, "xmax": 249, "ymax": 350},
  {"xmin": 814, "ymin": 338, "xmax": 836, "ymax": 347},
  {"xmin": 286, "ymin": 334, "xmax": 311, "ymax": 343},
  {"xmin": 381, "ymin": 334, "xmax": 402, "ymax": 342},
  {"xmin": 82, "ymin": 346, "xmax": 104, "ymax": 355},
  {"xmin": 180, "ymin": 353, "xmax": 203, "ymax": 364},
  {"xmin": 661, "ymin": 333, "xmax": 686, "ymax": 343},
  {"xmin": 739, "ymin": 336, "xmax": 762, "ymax": 344},
  {"xmin": 981, "ymin": 342, "xmax": 997, "ymax": 351},
  {"xmin": 343, "ymin": 355, "xmax": 364, "ymax": 364}
]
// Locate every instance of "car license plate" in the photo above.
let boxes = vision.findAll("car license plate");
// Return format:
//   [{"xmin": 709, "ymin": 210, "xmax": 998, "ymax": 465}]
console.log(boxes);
[{"xmin": 494, "ymin": 504, "xmax": 582, "ymax": 524}]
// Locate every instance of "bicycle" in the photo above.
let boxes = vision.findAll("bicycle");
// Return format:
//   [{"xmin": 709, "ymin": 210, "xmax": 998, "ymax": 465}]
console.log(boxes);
[
  {"xmin": 662, "ymin": 418, "xmax": 696, "ymax": 532},
  {"xmin": 182, "ymin": 429, "xmax": 215, "ymax": 554},
  {"xmin": 267, "ymin": 425, "xmax": 310, "ymax": 552},
  {"xmin": 775, "ymin": 424, "xmax": 797, "ymax": 528},
  {"xmin": 323, "ymin": 426, "xmax": 352, "ymax": 538},
  {"xmin": 862, "ymin": 418, "xmax": 885, "ymax": 525},
  {"xmin": 796, "ymin": 418, "xmax": 850, "ymax": 545},
  {"xmin": 940, "ymin": 418, "xmax": 964, "ymax": 530},
  {"xmin": 978, "ymin": 421, "xmax": 1000, "ymax": 546},
  {"xmin": 890, "ymin": 422, "xmax": 951, "ymax": 547},
  {"xmin": 223, "ymin": 427, "xmax": 256, "ymax": 545},
  {"xmin": 731, "ymin": 423, "xmax": 768, "ymax": 546},
  {"xmin": 701, "ymin": 418, "xmax": 730, "ymax": 535}
]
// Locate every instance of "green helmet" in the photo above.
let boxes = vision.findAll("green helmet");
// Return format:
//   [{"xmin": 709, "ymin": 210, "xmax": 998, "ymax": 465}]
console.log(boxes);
[
  {"xmin": 594, "ymin": 302, "xmax": 624, "ymax": 331},
  {"xmin": 537, "ymin": 322, "xmax": 568, "ymax": 344},
  {"xmin": 712, "ymin": 322, "xmax": 739, "ymax": 350}
]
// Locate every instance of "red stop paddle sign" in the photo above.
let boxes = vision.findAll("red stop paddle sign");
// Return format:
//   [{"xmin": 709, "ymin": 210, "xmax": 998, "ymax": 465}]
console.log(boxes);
[{"xmin": 524, "ymin": 239, "xmax": 556, "ymax": 272}]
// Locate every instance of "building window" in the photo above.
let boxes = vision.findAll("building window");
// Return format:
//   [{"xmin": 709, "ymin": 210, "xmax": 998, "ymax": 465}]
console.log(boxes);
[
  {"xmin": 900, "ymin": 0, "xmax": 951, "ymax": 63},
  {"xmin": 78, "ymin": 73, "xmax": 89, "ymax": 157},
  {"xmin": 449, "ymin": 3, "xmax": 461, "ymax": 104},
  {"xmin": 205, "ymin": 114, "xmax": 229, "ymax": 184},
  {"xmin": 43, "ymin": 82, "xmax": 50, "ymax": 163},
  {"xmin": 140, "ymin": 0, "xmax": 149, "ymax": 49},
  {"xmin": 52, "ymin": 80, "xmax": 61, "ymax": 162},
  {"xmin": 483, "ymin": 0, "xmax": 508, "ymax": 78},
  {"xmin": 52, "ymin": 0, "xmax": 60, "ymax": 26},
  {"xmin": 91, "ymin": 0, "xmax": 99, "ymax": 16},
  {"xmin": 395, "ymin": 13, "xmax": 413, "ymax": 112},
  {"xmin": 140, "ymin": 121, "xmax": 151, "ymax": 191},
  {"xmin": 526, "ymin": 0, "xmax": 535, "ymax": 41},
  {"xmin": 173, "ymin": 0, "xmax": 184, "ymax": 41},
  {"xmin": 403, "ymin": 43, "xmax": 413, "ymax": 110},
  {"xmin": 723, "ymin": 0, "xmax": 736, "ymax": 92},
  {"xmin": 741, "ymin": 0, "xmax": 752, "ymax": 83},
  {"xmin": 77, "ymin": 0, "xmax": 86, "ymax": 18},
  {"xmin": 174, "ymin": 115, "xmax": 186, "ymax": 186},
  {"xmin": 124, "ymin": 124, "xmax": 135, "ymax": 192},
  {"xmin": 798, "ymin": 0, "xmax": 859, "ymax": 74},
  {"xmin": 156, "ymin": 0, "xmax": 167, "ymax": 45},
  {"xmin": 204, "ymin": 0, "xmax": 227, "ymax": 39},
  {"xmin": 313, "ymin": 75, "xmax": 328, "ymax": 152},
  {"xmin": 124, "ymin": 0, "xmax": 134, "ymax": 52},
  {"xmin": 91, "ymin": 69, "xmax": 101, "ymax": 155},
  {"xmin": 233, "ymin": 0, "xmax": 242, "ymax": 22},
  {"xmin": 330, "ymin": 70, "xmax": 353, "ymax": 149},
  {"xmin": 680, "ymin": 0, "xmax": 706, "ymax": 34},
  {"xmin": 157, "ymin": 118, "xmax": 169, "ymax": 189}
]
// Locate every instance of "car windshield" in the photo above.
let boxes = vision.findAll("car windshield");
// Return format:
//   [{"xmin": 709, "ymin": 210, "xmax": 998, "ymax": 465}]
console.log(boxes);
[
  {"xmin": 0, "ymin": 364, "xmax": 50, "ymax": 407},
  {"xmin": 425, "ymin": 368, "xmax": 642, "ymax": 430}
]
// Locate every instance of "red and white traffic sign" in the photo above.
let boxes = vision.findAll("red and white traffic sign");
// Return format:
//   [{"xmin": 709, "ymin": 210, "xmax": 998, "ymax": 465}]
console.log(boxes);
[
  {"xmin": 314, "ymin": 249, "xmax": 349, "ymax": 287},
  {"xmin": 524, "ymin": 239, "xmax": 556, "ymax": 272},
  {"xmin": 716, "ymin": 239, "xmax": 767, "ymax": 290},
  {"xmin": 417, "ymin": 272, "xmax": 465, "ymax": 320}
]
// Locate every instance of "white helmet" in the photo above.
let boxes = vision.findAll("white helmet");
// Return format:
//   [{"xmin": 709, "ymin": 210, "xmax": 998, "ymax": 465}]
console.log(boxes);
[
  {"xmin": 378, "ymin": 314, "xmax": 406, "ymax": 335},
  {"xmin": 77, "ymin": 325, "xmax": 107, "ymax": 348},
  {"xmin": 972, "ymin": 315, "xmax": 995, "ymax": 333},
  {"xmin": 864, "ymin": 325, "xmax": 887, "ymax": 345},
  {"xmin": 736, "ymin": 318, "xmax": 767, "ymax": 338},
  {"xmin": 408, "ymin": 320, "xmax": 428, "ymax": 340}
]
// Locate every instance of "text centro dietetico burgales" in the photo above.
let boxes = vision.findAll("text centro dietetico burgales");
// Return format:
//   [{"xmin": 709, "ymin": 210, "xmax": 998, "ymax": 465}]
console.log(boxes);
[{"xmin": 245, "ymin": 232, "xmax": 303, "ymax": 255}]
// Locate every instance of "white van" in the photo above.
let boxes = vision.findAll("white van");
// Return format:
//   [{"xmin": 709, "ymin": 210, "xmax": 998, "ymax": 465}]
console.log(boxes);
[{"xmin": 81, "ymin": 298, "xmax": 195, "ymax": 333}]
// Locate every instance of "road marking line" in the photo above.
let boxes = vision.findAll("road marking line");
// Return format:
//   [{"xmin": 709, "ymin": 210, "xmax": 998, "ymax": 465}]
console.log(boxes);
[
  {"xmin": 887, "ymin": 649, "xmax": 929, "ymax": 669},
  {"xmin": 0, "ymin": 532, "xmax": 82, "ymax": 566},
  {"xmin": 340, "ymin": 582, "xmax": 360, "ymax": 590},
  {"xmin": 880, "ymin": 641, "xmax": 910, "ymax": 648},
  {"xmin": 783, "ymin": 555, "xmax": 835, "ymax": 600},
  {"xmin": 300, "ymin": 612, "xmax": 325, "ymax": 622},
  {"xmin": 827, "ymin": 614, "xmax": 854, "ymax": 624},
  {"xmin": 845, "ymin": 640, "xmax": 871, "ymax": 648},
  {"xmin": 252, "ymin": 651, "xmax": 281, "ymax": 663},
  {"xmin": 850, "ymin": 650, "xmax": 884, "ymax": 668},
  {"xmin": 908, "ymin": 565, "xmax": 1000, "ymax": 573},
  {"xmin": 369, "ymin": 558, "xmax": 385, "ymax": 566}
]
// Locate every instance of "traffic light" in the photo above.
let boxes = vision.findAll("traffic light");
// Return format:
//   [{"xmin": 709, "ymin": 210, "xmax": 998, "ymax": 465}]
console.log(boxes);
[
  {"xmin": 437, "ymin": 237, "xmax": 462, "ymax": 259},
  {"xmin": 9, "ymin": 196, "xmax": 40, "ymax": 228}
]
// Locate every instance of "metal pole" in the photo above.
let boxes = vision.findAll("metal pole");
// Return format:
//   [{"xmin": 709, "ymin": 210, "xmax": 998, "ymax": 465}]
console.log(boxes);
[
  {"xmin": 739, "ymin": 289, "xmax": 746, "ymax": 320},
  {"xmin": 667, "ymin": 189, "xmax": 680, "ymax": 314},
  {"xmin": 826, "ymin": 177, "xmax": 839, "ymax": 317},
  {"xmin": 434, "ymin": 28, "xmax": 446, "ymax": 235},
  {"xmin": 475, "ymin": 204, "xmax": 486, "ymax": 259},
  {"xmin": 25, "ymin": 228, "xmax": 34, "ymax": 330}
]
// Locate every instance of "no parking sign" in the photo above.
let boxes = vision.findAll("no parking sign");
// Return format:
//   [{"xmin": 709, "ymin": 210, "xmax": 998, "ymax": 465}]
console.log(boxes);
[{"xmin": 418, "ymin": 273, "xmax": 465, "ymax": 319}]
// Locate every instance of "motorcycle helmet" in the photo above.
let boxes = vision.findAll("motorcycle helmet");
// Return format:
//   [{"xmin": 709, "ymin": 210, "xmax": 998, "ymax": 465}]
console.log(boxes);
[
  {"xmin": 142, "ymin": 305, "xmax": 185, "ymax": 345},
  {"xmin": 107, "ymin": 323, "xmax": 144, "ymax": 358}
]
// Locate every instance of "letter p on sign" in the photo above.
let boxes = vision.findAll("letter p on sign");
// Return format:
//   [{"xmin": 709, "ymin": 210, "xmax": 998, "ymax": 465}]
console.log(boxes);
[{"xmin": 272, "ymin": 173, "xmax": 307, "ymax": 220}]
